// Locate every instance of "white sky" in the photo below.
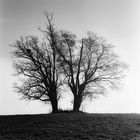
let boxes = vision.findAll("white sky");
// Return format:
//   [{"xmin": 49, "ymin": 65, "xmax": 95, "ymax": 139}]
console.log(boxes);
[{"xmin": 0, "ymin": 0, "xmax": 140, "ymax": 115}]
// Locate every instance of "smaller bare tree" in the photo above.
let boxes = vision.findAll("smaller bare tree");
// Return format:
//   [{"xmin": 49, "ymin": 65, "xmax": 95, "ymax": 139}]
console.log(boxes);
[{"xmin": 56, "ymin": 31, "xmax": 128, "ymax": 112}]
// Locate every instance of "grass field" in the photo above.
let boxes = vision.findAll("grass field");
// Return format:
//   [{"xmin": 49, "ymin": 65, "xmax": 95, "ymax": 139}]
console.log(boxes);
[{"xmin": 0, "ymin": 113, "xmax": 140, "ymax": 139}]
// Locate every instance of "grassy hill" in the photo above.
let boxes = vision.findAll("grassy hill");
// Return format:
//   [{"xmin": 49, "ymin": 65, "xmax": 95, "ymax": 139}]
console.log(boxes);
[{"xmin": 0, "ymin": 113, "xmax": 140, "ymax": 139}]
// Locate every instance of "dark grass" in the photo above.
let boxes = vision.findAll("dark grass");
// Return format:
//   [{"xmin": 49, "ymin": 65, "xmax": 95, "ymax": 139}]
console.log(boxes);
[{"xmin": 0, "ymin": 113, "xmax": 140, "ymax": 140}]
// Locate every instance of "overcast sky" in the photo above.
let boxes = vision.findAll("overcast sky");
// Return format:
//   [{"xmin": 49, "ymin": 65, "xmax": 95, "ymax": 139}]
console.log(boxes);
[{"xmin": 0, "ymin": 0, "xmax": 140, "ymax": 115}]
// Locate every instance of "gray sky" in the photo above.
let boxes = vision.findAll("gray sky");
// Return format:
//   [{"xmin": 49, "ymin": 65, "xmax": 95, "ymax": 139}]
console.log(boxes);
[{"xmin": 0, "ymin": 0, "xmax": 140, "ymax": 114}]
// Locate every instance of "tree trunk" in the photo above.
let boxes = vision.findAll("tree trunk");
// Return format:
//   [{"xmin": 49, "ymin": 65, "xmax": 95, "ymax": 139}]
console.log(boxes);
[
  {"xmin": 50, "ymin": 85, "xmax": 58, "ymax": 113},
  {"xmin": 73, "ymin": 95, "xmax": 82, "ymax": 112},
  {"xmin": 51, "ymin": 98, "xmax": 58, "ymax": 113}
]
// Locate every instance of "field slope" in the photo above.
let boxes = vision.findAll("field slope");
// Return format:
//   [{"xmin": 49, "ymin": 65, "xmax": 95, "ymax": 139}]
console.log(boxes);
[{"xmin": 0, "ymin": 113, "xmax": 140, "ymax": 139}]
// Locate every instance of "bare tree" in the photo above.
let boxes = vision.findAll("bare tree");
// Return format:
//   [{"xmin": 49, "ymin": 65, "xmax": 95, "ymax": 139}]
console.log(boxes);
[
  {"xmin": 11, "ymin": 11, "xmax": 128, "ymax": 113},
  {"xmin": 12, "ymin": 34, "xmax": 62, "ymax": 113},
  {"xmin": 56, "ymin": 31, "xmax": 128, "ymax": 112}
]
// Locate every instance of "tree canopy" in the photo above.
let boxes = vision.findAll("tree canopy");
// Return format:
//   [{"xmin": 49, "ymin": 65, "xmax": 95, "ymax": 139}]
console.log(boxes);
[{"xmin": 11, "ymin": 12, "xmax": 128, "ymax": 113}]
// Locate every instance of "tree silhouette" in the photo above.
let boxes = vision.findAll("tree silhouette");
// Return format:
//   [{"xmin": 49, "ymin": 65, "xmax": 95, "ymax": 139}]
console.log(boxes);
[
  {"xmin": 12, "ymin": 34, "xmax": 61, "ymax": 113},
  {"xmin": 56, "ymin": 31, "xmax": 128, "ymax": 112},
  {"xmin": 12, "ymin": 12, "xmax": 128, "ymax": 113}
]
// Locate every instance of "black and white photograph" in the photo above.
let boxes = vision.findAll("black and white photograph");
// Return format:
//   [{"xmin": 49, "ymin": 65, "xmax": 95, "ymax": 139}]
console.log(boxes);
[{"xmin": 0, "ymin": 0, "xmax": 140, "ymax": 139}]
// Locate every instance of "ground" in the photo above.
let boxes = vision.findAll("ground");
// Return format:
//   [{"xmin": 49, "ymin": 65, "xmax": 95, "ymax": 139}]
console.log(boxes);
[{"xmin": 0, "ymin": 113, "xmax": 140, "ymax": 139}]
